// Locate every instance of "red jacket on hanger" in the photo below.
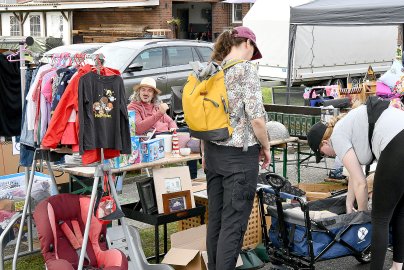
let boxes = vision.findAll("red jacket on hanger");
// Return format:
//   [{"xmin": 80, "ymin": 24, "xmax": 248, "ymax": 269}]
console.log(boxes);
[{"xmin": 42, "ymin": 64, "xmax": 122, "ymax": 164}]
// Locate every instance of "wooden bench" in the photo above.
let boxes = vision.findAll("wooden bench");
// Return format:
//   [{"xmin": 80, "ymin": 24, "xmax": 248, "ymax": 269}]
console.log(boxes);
[
  {"xmin": 146, "ymin": 28, "xmax": 171, "ymax": 36},
  {"xmin": 83, "ymin": 35, "xmax": 140, "ymax": 43},
  {"xmin": 73, "ymin": 24, "xmax": 146, "ymax": 42}
]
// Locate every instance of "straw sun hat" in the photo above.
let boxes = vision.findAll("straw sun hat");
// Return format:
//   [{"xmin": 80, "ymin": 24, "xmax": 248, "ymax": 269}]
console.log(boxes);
[{"xmin": 133, "ymin": 77, "xmax": 162, "ymax": 95}]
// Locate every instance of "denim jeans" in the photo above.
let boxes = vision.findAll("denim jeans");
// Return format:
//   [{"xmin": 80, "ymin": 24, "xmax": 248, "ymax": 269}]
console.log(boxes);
[{"xmin": 19, "ymin": 68, "xmax": 37, "ymax": 167}]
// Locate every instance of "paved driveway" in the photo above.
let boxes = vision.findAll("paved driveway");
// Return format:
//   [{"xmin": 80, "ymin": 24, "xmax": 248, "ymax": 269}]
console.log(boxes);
[{"xmin": 262, "ymin": 251, "xmax": 393, "ymax": 269}]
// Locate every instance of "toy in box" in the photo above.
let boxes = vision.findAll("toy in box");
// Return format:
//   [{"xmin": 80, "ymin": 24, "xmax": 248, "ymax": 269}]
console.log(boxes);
[
  {"xmin": 141, "ymin": 138, "xmax": 165, "ymax": 162},
  {"xmin": 129, "ymin": 136, "xmax": 141, "ymax": 164},
  {"xmin": 110, "ymin": 136, "xmax": 141, "ymax": 168}
]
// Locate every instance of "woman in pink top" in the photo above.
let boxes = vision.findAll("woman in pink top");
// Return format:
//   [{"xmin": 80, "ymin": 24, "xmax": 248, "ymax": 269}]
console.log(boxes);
[{"xmin": 127, "ymin": 77, "xmax": 177, "ymax": 135}]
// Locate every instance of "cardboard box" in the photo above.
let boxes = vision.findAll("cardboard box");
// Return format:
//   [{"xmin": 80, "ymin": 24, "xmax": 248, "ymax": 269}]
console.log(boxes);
[
  {"xmin": 140, "ymin": 138, "xmax": 165, "ymax": 163},
  {"xmin": 297, "ymin": 183, "xmax": 347, "ymax": 201},
  {"xmin": 0, "ymin": 143, "xmax": 20, "ymax": 176},
  {"xmin": 0, "ymin": 172, "xmax": 57, "ymax": 211},
  {"xmin": 162, "ymin": 225, "xmax": 242, "ymax": 270},
  {"xmin": 42, "ymin": 167, "xmax": 70, "ymax": 185}
]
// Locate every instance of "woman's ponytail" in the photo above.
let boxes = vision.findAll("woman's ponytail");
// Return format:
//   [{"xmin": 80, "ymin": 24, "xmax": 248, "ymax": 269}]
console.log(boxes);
[
  {"xmin": 211, "ymin": 29, "xmax": 248, "ymax": 63},
  {"xmin": 322, "ymin": 113, "xmax": 346, "ymax": 140}
]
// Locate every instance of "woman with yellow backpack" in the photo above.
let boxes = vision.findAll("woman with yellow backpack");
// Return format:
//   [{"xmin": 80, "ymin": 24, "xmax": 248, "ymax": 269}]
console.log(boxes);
[{"xmin": 201, "ymin": 26, "xmax": 271, "ymax": 270}]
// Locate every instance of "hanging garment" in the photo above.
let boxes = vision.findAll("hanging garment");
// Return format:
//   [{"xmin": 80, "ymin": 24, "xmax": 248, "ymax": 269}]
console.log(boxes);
[
  {"xmin": 43, "ymin": 65, "xmax": 119, "ymax": 148},
  {"xmin": 0, "ymin": 54, "xmax": 21, "ymax": 136},
  {"xmin": 78, "ymin": 72, "xmax": 131, "ymax": 154},
  {"xmin": 26, "ymin": 64, "xmax": 52, "ymax": 131},
  {"xmin": 51, "ymin": 68, "xmax": 76, "ymax": 115},
  {"xmin": 37, "ymin": 69, "xmax": 57, "ymax": 143},
  {"xmin": 42, "ymin": 64, "xmax": 123, "ymax": 164},
  {"xmin": 19, "ymin": 68, "xmax": 36, "ymax": 167}
]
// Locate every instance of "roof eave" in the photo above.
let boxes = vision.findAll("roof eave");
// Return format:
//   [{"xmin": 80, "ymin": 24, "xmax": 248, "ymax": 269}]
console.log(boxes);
[{"xmin": 0, "ymin": 0, "xmax": 159, "ymax": 11}]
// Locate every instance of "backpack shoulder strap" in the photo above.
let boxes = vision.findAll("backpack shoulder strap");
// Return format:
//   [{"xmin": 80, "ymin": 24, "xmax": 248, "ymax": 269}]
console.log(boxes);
[
  {"xmin": 222, "ymin": 59, "xmax": 247, "ymax": 70},
  {"xmin": 365, "ymin": 96, "xmax": 390, "ymax": 174}
]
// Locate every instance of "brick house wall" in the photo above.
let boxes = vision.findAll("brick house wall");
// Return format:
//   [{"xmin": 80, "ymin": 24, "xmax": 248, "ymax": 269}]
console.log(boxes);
[
  {"xmin": 212, "ymin": 2, "xmax": 251, "ymax": 38},
  {"xmin": 15, "ymin": 0, "xmax": 251, "ymax": 41}
]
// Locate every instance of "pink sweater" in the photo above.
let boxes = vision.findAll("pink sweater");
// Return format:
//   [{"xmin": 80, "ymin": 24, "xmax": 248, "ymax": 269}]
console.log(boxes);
[{"xmin": 127, "ymin": 101, "xmax": 177, "ymax": 135}]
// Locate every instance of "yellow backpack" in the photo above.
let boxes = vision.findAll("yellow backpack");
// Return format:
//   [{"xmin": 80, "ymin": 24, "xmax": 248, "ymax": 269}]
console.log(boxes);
[{"xmin": 182, "ymin": 60, "xmax": 245, "ymax": 141}]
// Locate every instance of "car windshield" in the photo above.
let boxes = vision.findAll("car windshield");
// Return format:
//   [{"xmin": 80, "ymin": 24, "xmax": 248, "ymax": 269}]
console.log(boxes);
[{"xmin": 94, "ymin": 46, "xmax": 138, "ymax": 71}]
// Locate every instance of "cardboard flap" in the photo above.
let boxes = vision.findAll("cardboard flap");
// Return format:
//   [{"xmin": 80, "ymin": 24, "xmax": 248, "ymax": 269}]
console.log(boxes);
[
  {"xmin": 162, "ymin": 248, "xmax": 200, "ymax": 266},
  {"xmin": 191, "ymin": 182, "xmax": 207, "ymax": 193},
  {"xmin": 201, "ymin": 251, "xmax": 209, "ymax": 270},
  {"xmin": 201, "ymin": 251, "xmax": 243, "ymax": 268},
  {"xmin": 171, "ymin": 225, "xmax": 207, "ymax": 251}
]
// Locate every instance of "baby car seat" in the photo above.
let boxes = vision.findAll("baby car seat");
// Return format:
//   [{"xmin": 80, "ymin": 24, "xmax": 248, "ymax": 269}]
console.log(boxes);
[{"xmin": 33, "ymin": 193, "xmax": 128, "ymax": 270}]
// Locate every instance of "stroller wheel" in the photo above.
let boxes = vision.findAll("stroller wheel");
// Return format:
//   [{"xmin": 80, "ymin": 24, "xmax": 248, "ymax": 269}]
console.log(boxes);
[{"xmin": 355, "ymin": 249, "xmax": 371, "ymax": 264}]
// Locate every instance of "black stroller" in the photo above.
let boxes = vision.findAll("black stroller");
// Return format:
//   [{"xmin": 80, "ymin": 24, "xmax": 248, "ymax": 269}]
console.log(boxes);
[{"xmin": 257, "ymin": 173, "xmax": 372, "ymax": 270}]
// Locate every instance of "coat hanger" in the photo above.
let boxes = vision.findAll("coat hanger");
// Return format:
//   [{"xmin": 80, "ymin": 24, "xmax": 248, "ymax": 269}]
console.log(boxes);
[
  {"xmin": 2, "ymin": 50, "xmax": 15, "ymax": 56},
  {"xmin": 94, "ymin": 53, "xmax": 104, "ymax": 75},
  {"xmin": 6, "ymin": 45, "xmax": 34, "ymax": 62}
]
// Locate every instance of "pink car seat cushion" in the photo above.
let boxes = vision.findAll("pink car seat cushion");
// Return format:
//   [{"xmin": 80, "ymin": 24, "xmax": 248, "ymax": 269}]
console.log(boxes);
[{"xmin": 33, "ymin": 194, "xmax": 128, "ymax": 270}]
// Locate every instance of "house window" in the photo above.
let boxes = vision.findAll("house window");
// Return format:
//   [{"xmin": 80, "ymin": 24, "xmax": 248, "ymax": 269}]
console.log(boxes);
[
  {"xmin": 232, "ymin": 4, "xmax": 242, "ymax": 23},
  {"xmin": 30, "ymin": 15, "xmax": 41, "ymax": 37},
  {"xmin": 10, "ymin": 16, "xmax": 20, "ymax": 36}
]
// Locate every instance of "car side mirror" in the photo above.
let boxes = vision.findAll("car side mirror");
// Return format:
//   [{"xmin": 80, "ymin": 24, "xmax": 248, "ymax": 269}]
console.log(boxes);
[{"xmin": 125, "ymin": 63, "xmax": 143, "ymax": 73}]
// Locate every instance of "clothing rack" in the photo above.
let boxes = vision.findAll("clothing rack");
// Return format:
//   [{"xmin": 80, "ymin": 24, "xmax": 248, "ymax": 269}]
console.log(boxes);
[
  {"xmin": 77, "ymin": 148, "xmax": 137, "ymax": 270},
  {"xmin": 11, "ymin": 52, "xmax": 137, "ymax": 269},
  {"xmin": 42, "ymin": 52, "xmax": 87, "ymax": 67},
  {"xmin": 10, "ymin": 48, "xmax": 85, "ymax": 269},
  {"xmin": 0, "ymin": 36, "xmax": 41, "ymax": 270}
]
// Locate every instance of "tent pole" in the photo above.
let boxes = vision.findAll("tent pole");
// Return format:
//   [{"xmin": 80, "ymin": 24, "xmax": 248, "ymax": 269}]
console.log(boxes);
[{"xmin": 286, "ymin": 24, "xmax": 297, "ymax": 104}]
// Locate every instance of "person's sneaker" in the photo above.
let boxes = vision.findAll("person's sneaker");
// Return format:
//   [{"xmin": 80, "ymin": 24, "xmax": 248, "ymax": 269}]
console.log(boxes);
[{"xmin": 329, "ymin": 167, "xmax": 346, "ymax": 180}]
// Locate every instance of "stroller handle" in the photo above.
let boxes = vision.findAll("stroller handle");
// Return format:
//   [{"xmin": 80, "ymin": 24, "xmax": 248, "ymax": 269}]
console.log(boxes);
[
  {"xmin": 260, "ymin": 172, "xmax": 287, "ymax": 190},
  {"xmin": 257, "ymin": 184, "xmax": 302, "ymax": 201}
]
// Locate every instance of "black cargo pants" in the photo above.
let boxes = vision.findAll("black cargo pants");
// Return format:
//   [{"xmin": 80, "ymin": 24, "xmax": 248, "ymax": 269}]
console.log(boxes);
[{"xmin": 204, "ymin": 141, "xmax": 260, "ymax": 270}]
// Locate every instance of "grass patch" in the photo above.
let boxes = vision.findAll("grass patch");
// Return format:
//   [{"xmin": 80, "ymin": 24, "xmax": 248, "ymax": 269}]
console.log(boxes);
[
  {"xmin": 262, "ymin": 87, "xmax": 272, "ymax": 104},
  {"xmin": 139, "ymin": 222, "xmax": 178, "ymax": 263},
  {"xmin": 5, "ymin": 253, "xmax": 44, "ymax": 270},
  {"xmin": 5, "ymin": 223, "xmax": 179, "ymax": 269}
]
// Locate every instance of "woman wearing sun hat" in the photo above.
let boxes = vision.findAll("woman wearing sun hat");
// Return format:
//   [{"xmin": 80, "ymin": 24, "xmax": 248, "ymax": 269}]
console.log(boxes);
[{"xmin": 127, "ymin": 77, "xmax": 177, "ymax": 135}]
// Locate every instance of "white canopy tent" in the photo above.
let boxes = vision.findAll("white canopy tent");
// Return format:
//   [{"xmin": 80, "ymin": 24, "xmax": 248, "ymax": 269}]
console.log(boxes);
[
  {"xmin": 243, "ymin": 0, "xmax": 399, "ymax": 87},
  {"xmin": 287, "ymin": 0, "xmax": 404, "ymax": 91}
]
